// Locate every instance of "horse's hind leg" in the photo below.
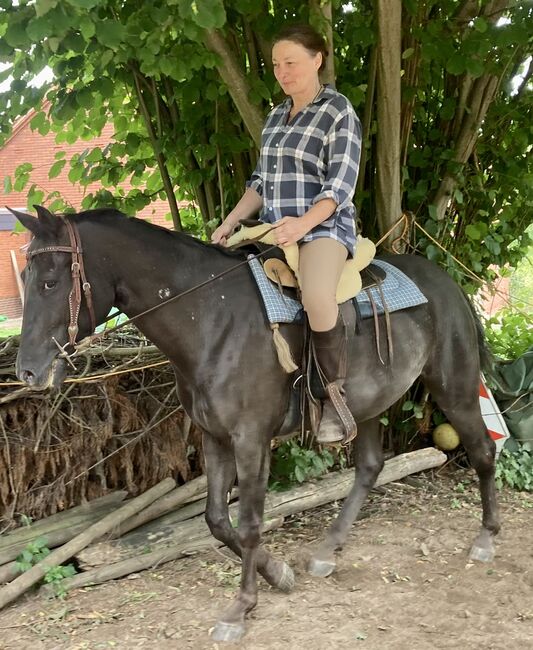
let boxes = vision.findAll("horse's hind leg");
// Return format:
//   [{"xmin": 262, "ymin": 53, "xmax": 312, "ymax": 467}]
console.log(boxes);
[
  {"xmin": 424, "ymin": 378, "xmax": 500, "ymax": 562},
  {"xmin": 309, "ymin": 417, "xmax": 384, "ymax": 577}
]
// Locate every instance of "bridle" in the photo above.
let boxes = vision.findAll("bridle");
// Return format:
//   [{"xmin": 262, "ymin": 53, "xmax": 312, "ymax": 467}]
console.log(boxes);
[{"xmin": 27, "ymin": 218, "xmax": 96, "ymax": 348}]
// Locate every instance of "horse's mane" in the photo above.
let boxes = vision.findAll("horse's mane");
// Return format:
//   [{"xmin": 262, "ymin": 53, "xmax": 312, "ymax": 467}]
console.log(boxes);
[{"xmin": 68, "ymin": 208, "xmax": 245, "ymax": 258}]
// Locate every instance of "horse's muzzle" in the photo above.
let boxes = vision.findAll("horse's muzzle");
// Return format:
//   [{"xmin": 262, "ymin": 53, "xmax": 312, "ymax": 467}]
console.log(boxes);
[{"xmin": 16, "ymin": 356, "xmax": 67, "ymax": 390}]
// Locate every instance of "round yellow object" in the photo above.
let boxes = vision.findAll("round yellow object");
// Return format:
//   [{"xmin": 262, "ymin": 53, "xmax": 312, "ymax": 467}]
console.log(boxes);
[{"xmin": 433, "ymin": 423, "xmax": 461, "ymax": 451}]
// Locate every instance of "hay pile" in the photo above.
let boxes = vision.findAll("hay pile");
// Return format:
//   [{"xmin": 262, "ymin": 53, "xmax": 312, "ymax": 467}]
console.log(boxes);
[{"xmin": 0, "ymin": 330, "xmax": 203, "ymax": 531}]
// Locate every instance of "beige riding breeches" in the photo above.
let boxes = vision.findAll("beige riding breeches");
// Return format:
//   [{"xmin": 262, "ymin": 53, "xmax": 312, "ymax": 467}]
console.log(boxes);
[{"xmin": 298, "ymin": 238, "xmax": 348, "ymax": 332}]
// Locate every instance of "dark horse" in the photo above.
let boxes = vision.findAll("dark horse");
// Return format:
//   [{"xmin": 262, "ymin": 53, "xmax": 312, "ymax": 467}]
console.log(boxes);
[{"xmin": 11, "ymin": 206, "xmax": 499, "ymax": 642}]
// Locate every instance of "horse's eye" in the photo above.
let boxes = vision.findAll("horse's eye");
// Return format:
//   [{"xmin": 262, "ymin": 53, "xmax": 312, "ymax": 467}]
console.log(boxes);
[{"xmin": 44, "ymin": 281, "xmax": 57, "ymax": 291}]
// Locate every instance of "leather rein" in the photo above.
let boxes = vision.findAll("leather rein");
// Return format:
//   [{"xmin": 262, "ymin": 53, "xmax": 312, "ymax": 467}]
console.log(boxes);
[
  {"xmin": 27, "ymin": 218, "xmax": 277, "ymax": 358},
  {"xmin": 27, "ymin": 218, "xmax": 96, "ymax": 348}
]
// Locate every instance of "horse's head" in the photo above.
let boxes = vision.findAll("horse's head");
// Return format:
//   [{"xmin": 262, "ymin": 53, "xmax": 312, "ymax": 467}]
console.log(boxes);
[{"xmin": 9, "ymin": 205, "xmax": 114, "ymax": 389}]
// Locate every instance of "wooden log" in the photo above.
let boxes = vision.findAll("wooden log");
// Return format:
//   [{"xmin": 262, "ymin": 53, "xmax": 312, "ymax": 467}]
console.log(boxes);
[
  {"xmin": 0, "ymin": 562, "xmax": 18, "ymax": 585},
  {"xmin": 0, "ymin": 477, "xmax": 175, "ymax": 610},
  {"xmin": 261, "ymin": 447, "xmax": 447, "ymax": 521},
  {"xmin": 44, "ymin": 516, "xmax": 285, "ymax": 595},
  {"xmin": 0, "ymin": 492, "xmax": 129, "ymax": 566},
  {"xmin": 106, "ymin": 475, "xmax": 207, "ymax": 539}
]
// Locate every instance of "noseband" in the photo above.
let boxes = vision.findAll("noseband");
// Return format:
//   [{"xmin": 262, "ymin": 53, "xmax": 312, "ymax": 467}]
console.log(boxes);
[{"xmin": 27, "ymin": 218, "xmax": 96, "ymax": 347}]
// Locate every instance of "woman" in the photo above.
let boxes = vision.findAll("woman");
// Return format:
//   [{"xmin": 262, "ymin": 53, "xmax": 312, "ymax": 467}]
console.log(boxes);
[{"xmin": 211, "ymin": 24, "xmax": 362, "ymax": 444}]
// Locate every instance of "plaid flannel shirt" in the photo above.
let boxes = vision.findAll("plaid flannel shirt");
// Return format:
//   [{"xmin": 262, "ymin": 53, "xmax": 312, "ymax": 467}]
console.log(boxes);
[{"xmin": 247, "ymin": 85, "xmax": 362, "ymax": 256}]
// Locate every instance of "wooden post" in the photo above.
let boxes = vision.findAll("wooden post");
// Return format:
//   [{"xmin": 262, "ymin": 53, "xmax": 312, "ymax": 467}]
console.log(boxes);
[{"xmin": 9, "ymin": 251, "xmax": 24, "ymax": 308}]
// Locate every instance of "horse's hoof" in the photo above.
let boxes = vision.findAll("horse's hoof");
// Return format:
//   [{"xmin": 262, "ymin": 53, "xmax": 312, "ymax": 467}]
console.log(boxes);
[
  {"xmin": 308, "ymin": 557, "xmax": 336, "ymax": 578},
  {"xmin": 469, "ymin": 544, "xmax": 494, "ymax": 563},
  {"xmin": 211, "ymin": 621, "xmax": 246, "ymax": 643},
  {"xmin": 276, "ymin": 563, "xmax": 295, "ymax": 593}
]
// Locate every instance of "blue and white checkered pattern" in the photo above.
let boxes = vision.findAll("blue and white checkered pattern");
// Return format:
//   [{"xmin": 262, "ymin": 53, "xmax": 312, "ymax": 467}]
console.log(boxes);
[
  {"xmin": 247, "ymin": 85, "xmax": 362, "ymax": 257},
  {"xmin": 355, "ymin": 260, "xmax": 428, "ymax": 317},
  {"xmin": 248, "ymin": 257, "xmax": 303, "ymax": 324},
  {"xmin": 248, "ymin": 257, "xmax": 427, "ymax": 325}
]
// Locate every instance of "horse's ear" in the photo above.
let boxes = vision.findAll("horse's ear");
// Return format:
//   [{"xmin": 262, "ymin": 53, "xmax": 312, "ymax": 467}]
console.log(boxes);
[
  {"xmin": 5, "ymin": 206, "xmax": 44, "ymax": 236},
  {"xmin": 34, "ymin": 205, "xmax": 62, "ymax": 236}
]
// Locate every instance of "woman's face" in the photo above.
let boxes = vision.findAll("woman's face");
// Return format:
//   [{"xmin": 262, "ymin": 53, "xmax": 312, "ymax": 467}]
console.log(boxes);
[{"xmin": 272, "ymin": 40, "xmax": 321, "ymax": 97}]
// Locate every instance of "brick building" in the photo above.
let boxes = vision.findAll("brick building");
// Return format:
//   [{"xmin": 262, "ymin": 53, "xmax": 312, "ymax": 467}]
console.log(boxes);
[{"xmin": 0, "ymin": 108, "xmax": 173, "ymax": 318}]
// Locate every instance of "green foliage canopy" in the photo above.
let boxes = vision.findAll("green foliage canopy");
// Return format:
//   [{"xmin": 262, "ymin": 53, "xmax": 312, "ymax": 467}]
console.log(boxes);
[{"xmin": 0, "ymin": 0, "xmax": 531, "ymax": 288}]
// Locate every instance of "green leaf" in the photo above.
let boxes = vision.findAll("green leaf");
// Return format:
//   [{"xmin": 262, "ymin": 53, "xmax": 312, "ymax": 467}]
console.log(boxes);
[
  {"xmin": 79, "ymin": 16, "xmax": 96, "ymax": 40},
  {"xmin": 5, "ymin": 21, "xmax": 31, "ymax": 48},
  {"xmin": 473, "ymin": 17, "xmax": 488, "ymax": 33},
  {"xmin": 95, "ymin": 20, "xmax": 126, "ymax": 50},
  {"xmin": 402, "ymin": 400, "xmax": 414, "ymax": 412},
  {"xmin": 465, "ymin": 58, "xmax": 485, "ymax": 78},
  {"xmin": 440, "ymin": 97, "xmax": 456, "ymax": 121},
  {"xmin": 465, "ymin": 224, "xmax": 481, "ymax": 240},
  {"xmin": 49, "ymin": 159, "xmax": 67, "ymax": 179},
  {"xmin": 402, "ymin": 47, "xmax": 414, "ymax": 60},
  {"xmin": 26, "ymin": 17, "xmax": 53, "ymax": 42},
  {"xmin": 4, "ymin": 176, "xmax": 12, "ymax": 194},
  {"xmin": 428, "ymin": 204, "xmax": 438, "ymax": 220},
  {"xmin": 35, "ymin": 0, "xmax": 59, "ymax": 17},
  {"xmin": 67, "ymin": 0, "xmax": 101, "ymax": 8},
  {"xmin": 446, "ymin": 53, "xmax": 466, "ymax": 76}
]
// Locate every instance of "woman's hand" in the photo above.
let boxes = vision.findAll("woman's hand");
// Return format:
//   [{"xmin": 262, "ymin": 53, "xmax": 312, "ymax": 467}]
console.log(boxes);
[
  {"xmin": 211, "ymin": 221, "xmax": 236, "ymax": 246},
  {"xmin": 272, "ymin": 217, "xmax": 310, "ymax": 246}
]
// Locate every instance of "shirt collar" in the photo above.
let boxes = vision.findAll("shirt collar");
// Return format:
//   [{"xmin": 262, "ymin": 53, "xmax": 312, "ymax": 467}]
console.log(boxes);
[{"xmin": 281, "ymin": 83, "xmax": 333, "ymax": 112}]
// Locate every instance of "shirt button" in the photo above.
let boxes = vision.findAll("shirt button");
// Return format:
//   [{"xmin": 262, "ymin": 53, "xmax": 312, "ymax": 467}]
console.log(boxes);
[
  {"xmin": 269, "ymin": 207, "xmax": 273, "ymax": 211},
  {"xmin": 273, "ymin": 165, "xmax": 277, "ymax": 169},
  {"xmin": 275, "ymin": 143, "xmax": 279, "ymax": 147},
  {"xmin": 270, "ymin": 186, "xmax": 274, "ymax": 190}
]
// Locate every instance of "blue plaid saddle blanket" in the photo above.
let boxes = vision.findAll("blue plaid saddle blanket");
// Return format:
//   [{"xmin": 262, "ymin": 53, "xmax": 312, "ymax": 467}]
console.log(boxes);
[{"xmin": 248, "ymin": 257, "xmax": 428, "ymax": 324}]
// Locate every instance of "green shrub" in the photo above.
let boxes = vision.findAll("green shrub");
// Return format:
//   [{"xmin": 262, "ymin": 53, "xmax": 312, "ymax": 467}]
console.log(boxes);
[
  {"xmin": 495, "ymin": 448, "xmax": 533, "ymax": 492},
  {"xmin": 270, "ymin": 440, "xmax": 335, "ymax": 491},
  {"xmin": 484, "ymin": 309, "xmax": 533, "ymax": 360}
]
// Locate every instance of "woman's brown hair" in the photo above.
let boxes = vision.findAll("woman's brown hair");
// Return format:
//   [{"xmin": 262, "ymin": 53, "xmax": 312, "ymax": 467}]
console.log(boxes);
[{"xmin": 273, "ymin": 24, "xmax": 328, "ymax": 71}]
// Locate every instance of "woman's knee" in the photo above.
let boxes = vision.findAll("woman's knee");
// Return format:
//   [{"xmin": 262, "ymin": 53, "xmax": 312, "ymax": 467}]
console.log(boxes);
[{"xmin": 301, "ymin": 290, "xmax": 338, "ymax": 331}]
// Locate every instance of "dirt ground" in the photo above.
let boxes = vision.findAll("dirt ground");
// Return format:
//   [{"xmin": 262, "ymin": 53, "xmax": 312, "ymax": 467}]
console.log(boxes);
[{"xmin": 0, "ymin": 468, "xmax": 532, "ymax": 650}]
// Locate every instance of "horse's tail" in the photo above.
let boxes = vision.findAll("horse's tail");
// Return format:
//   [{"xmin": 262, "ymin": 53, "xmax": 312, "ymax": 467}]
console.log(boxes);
[{"xmin": 465, "ymin": 293, "xmax": 494, "ymax": 374}]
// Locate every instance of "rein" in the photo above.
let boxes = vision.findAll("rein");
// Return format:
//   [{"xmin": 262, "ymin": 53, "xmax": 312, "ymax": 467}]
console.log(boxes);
[
  {"xmin": 30, "ymin": 218, "xmax": 278, "ymax": 359},
  {"xmin": 28, "ymin": 218, "xmax": 96, "ymax": 347}
]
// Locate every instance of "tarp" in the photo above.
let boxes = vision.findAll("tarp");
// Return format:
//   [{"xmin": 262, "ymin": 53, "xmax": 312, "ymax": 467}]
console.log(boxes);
[{"xmin": 490, "ymin": 347, "xmax": 533, "ymax": 451}]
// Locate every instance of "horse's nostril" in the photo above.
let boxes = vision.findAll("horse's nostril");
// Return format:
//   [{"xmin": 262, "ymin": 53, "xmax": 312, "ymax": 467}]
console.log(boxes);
[{"xmin": 21, "ymin": 370, "xmax": 36, "ymax": 385}]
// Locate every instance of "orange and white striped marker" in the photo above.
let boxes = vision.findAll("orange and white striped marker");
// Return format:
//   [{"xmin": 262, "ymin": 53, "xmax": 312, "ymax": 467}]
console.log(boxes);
[{"xmin": 479, "ymin": 377, "xmax": 510, "ymax": 456}]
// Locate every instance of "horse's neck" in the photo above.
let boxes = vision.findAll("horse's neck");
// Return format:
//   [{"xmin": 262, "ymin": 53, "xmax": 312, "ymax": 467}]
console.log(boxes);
[
  {"xmin": 88, "ymin": 219, "xmax": 236, "ymax": 348},
  {"xmin": 92, "ymin": 221, "xmax": 212, "ymax": 304}
]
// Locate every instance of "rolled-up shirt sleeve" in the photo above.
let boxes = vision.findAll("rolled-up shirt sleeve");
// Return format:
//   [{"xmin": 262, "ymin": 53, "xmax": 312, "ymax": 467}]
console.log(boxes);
[
  {"xmin": 246, "ymin": 157, "xmax": 263, "ymax": 197},
  {"xmin": 312, "ymin": 109, "xmax": 361, "ymax": 209}
]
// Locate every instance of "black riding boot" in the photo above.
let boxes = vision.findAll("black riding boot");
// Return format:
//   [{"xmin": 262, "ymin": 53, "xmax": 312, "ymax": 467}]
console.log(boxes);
[{"xmin": 312, "ymin": 315, "xmax": 357, "ymax": 445}]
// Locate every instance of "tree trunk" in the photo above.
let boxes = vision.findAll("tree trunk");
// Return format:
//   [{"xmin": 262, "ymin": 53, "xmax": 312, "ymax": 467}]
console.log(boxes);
[
  {"xmin": 432, "ymin": 74, "xmax": 500, "ymax": 220},
  {"xmin": 204, "ymin": 29, "xmax": 264, "ymax": 147},
  {"xmin": 375, "ymin": 0, "xmax": 403, "ymax": 248},
  {"xmin": 309, "ymin": 0, "xmax": 336, "ymax": 87}
]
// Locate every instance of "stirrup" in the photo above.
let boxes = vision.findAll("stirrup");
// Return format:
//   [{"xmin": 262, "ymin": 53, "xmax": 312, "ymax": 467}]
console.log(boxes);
[{"xmin": 319, "ymin": 384, "xmax": 358, "ymax": 446}]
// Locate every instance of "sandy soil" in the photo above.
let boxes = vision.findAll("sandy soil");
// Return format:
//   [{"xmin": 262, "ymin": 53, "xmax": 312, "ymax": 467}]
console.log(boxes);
[{"xmin": 0, "ymin": 468, "xmax": 532, "ymax": 650}]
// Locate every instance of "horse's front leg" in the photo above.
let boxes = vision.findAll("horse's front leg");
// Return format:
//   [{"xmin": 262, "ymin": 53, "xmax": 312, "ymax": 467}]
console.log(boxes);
[
  {"xmin": 309, "ymin": 416, "xmax": 384, "ymax": 577},
  {"xmin": 209, "ymin": 432, "xmax": 287, "ymax": 642}
]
